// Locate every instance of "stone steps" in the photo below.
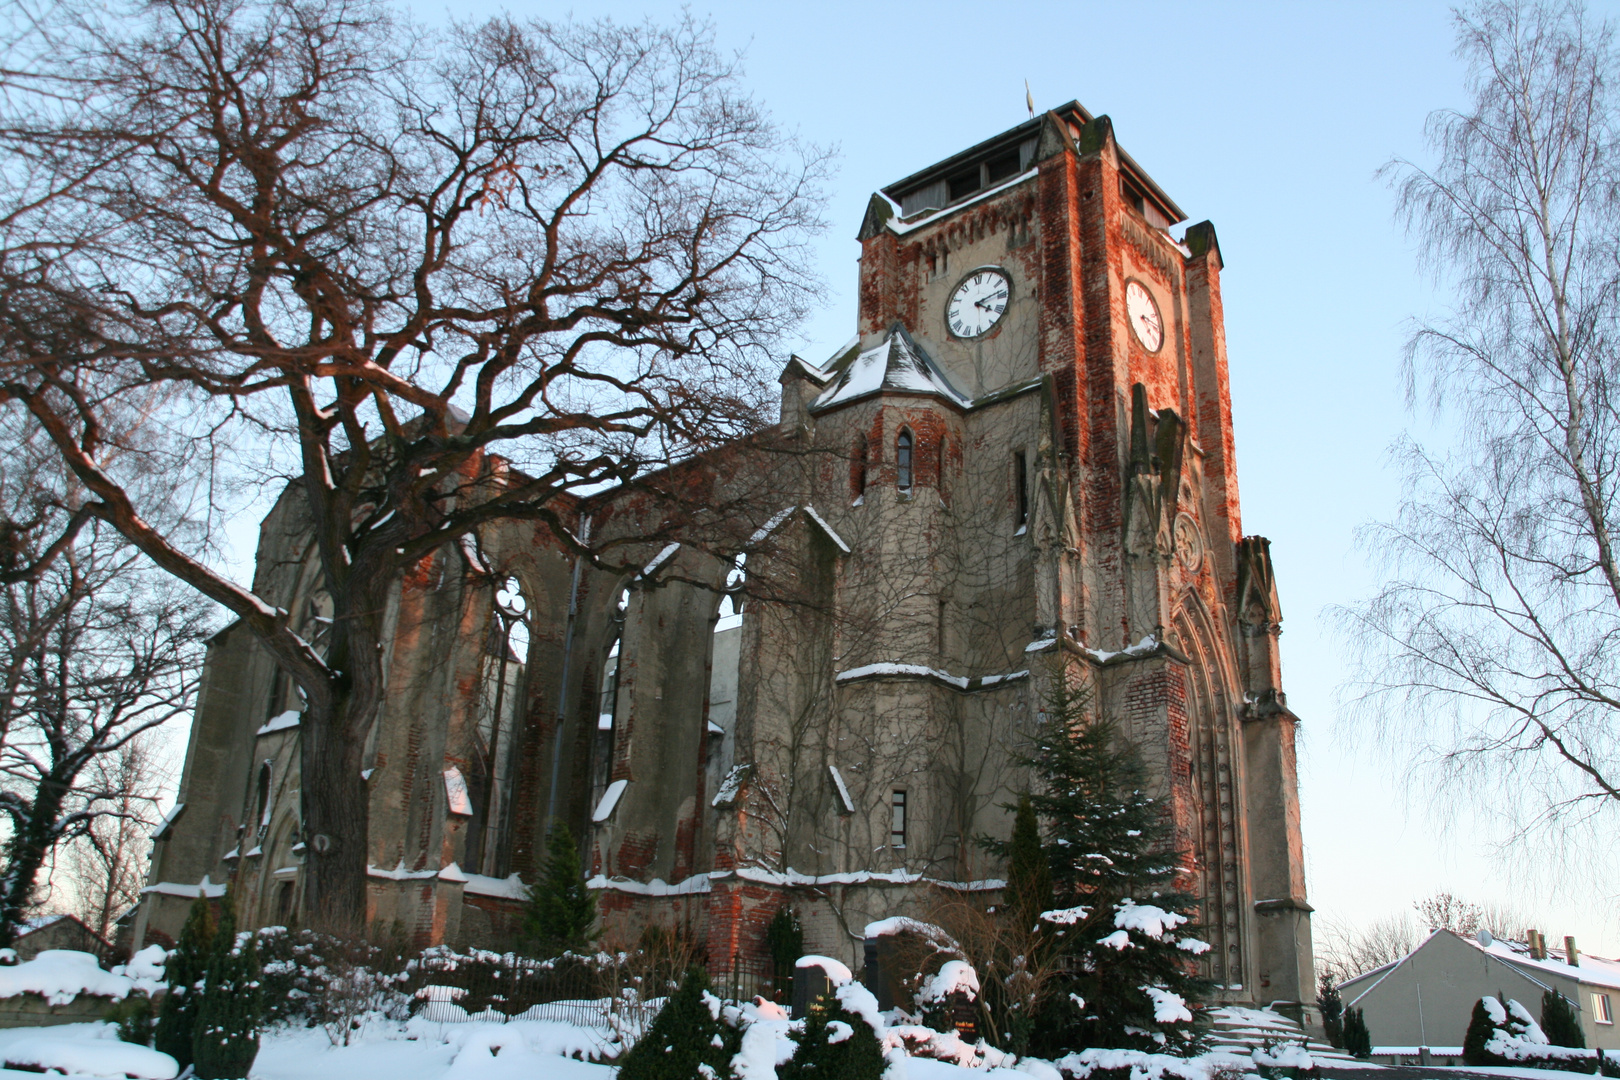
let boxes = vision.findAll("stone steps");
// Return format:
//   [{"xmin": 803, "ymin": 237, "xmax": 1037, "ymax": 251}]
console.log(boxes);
[{"xmin": 1206, "ymin": 1006, "xmax": 1360, "ymax": 1063}]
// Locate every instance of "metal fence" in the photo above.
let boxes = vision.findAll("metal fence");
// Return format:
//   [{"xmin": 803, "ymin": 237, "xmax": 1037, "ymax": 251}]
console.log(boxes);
[{"xmin": 405, "ymin": 950, "xmax": 787, "ymax": 1032}]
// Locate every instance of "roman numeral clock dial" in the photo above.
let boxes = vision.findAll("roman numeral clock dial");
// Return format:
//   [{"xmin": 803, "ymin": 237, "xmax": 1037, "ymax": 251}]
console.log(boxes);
[{"xmin": 946, "ymin": 267, "xmax": 1011, "ymax": 339}]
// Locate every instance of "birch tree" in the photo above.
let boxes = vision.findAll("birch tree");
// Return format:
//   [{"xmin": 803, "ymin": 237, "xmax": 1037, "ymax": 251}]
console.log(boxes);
[{"xmin": 1346, "ymin": 0, "xmax": 1620, "ymax": 837}]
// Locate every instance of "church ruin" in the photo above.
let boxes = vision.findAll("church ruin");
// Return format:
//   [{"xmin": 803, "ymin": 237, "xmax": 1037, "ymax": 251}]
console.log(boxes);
[{"xmin": 133, "ymin": 102, "xmax": 1317, "ymax": 1016}]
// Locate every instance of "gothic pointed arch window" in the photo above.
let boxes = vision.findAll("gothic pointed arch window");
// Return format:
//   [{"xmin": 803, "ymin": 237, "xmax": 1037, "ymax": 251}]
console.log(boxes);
[
  {"xmin": 715, "ymin": 555, "xmax": 746, "ymax": 634},
  {"xmin": 896, "ymin": 429, "xmax": 914, "ymax": 492},
  {"xmin": 935, "ymin": 434, "xmax": 948, "ymax": 500},
  {"xmin": 852, "ymin": 435, "xmax": 868, "ymax": 501},
  {"xmin": 468, "ymin": 576, "xmax": 529, "ymax": 877},
  {"xmin": 590, "ymin": 585, "xmax": 631, "ymax": 812},
  {"xmin": 253, "ymin": 759, "xmax": 273, "ymax": 844}
]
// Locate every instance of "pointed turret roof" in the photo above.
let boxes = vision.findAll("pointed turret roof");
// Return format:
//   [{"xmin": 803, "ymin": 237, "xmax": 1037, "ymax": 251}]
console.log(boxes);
[{"xmin": 810, "ymin": 324, "xmax": 970, "ymax": 413}]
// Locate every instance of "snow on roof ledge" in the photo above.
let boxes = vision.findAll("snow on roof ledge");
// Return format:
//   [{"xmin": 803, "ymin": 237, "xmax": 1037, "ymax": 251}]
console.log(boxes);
[
  {"xmin": 593, "ymin": 778, "xmax": 628, "ymax": 822},
  {"xmin": 142, "ymin": 875, "xmax": 224, "ymax": 899},
  {"xmin": 367, "ymin": 861, "xmax": 440, "ymax": 882},
  {"xmin": 835, "ymin": 662, "xmax": 1028, "ymax": 693},
  {"xmin": 149, "ymin": 803, "xmax": 185, "ymax": 841},
  {"xmin": 802, "ymin": 505, "xmax": 850, "ymax": 554},
  {"xmin": 463, "ymin": 872, "xmax": 529, "ymax": 900},
  {"xmin": 587, "ymin": 867, "xmax": 1007, "ymax": 896},
  {"xmin": 257, "ymin": 709, "xmax": 302, "ymax": 736}
]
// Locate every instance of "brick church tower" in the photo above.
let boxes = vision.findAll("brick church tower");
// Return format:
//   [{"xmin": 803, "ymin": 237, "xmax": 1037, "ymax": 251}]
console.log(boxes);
[
  {"xmin": 134, "ymin": 100, "xmax": 1315, "ymax": 1021},
  {"xmin": 795, "ymin": 102, "xmax": 1317, "ymax": 1008}
]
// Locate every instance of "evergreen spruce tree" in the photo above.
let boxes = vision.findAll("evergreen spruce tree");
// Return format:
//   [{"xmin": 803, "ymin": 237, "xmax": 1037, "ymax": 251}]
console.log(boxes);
[
  {"xmin": 617, "ymin": 967, "xmax": 739, "ymax": 1080},
  {"xmin": 1542, "ymin": 989, "xmax": 1586, "ymax": 1048},
  {"xmin": 1317, "ymin": 972, "xmax": 1344, "ymax": 1049},
  {"xmin": 1343, "ymin": 1006, "xmax": 1372, "ymax": 1059},
  {"xmin": 153, "ymin": 894, "xmax": 214, "ymax": 1068},
  {"xmin": 1464, "ymin": 997, "xmax": 1504, "ymax": 1065},
  {"xmin": 780, "ymin": 992, "xmax": 886, "ymax": 1080},
  {"xmin": 191, "ymin": 895, "xmax": 265, "ymax": 1080},
  {"xmin": 1004, "ymin": 794, "xmax": 1053, "ymax": 932},
  {"xmin": 1018, "ymin": 664, "xmax": 1209, "ymax": 1056},
  {"xmin": 523, "ymin": 824, "xmax": 597, "ymax": 956}
]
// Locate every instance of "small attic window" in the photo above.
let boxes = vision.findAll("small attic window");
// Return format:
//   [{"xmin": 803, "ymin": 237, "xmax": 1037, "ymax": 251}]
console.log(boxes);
[
  {"xmin": 1120, "ymin": 176, "xmax": 1172, "ymax": 230},
  {"xmin": 947, "ymin": 170, "xmax": 981, "ymax": 202},
  {"xmin": 986, "ymin": 149, "xmax": 1021, "ymax": 185},
  {"xmin": 1120, "ymin": 177, "xmax": 1146, "ymax": 216}
]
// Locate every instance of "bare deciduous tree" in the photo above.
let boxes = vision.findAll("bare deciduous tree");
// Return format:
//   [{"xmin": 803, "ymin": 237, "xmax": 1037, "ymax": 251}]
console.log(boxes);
[
  {"xmin": 0, "ymin": 522, "xmax": 206, "ymax": 946},
  {"xmin": 1316, "ymin": 890, "xmax": 1545, "ymax": 979},
  {"xmin": 0, "ymin": 0, "xmax": 828, "ymax": 925},
  {"xmin": 65, "ymin": 736, "xmax": 167, "ymax": 948},
  {"xmin": 1344, "ymin": 0, "xmax": 1620, "ymax": 841}
]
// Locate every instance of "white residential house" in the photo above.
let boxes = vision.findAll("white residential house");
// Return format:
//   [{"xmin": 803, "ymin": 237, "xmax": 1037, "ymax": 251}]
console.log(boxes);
[{"xmin": 1339, "ymin": 928, "xmax": 1620, "ymax": 1055}]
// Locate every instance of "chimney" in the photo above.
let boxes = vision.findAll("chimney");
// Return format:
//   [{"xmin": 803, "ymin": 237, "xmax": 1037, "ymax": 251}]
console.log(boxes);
[
  {"xmin": 1566, "ymin": 936, "xmax": 1581, "ymax": 967},
  {"xmin": 1528, "ymin": 929, "xmax": 1546, "ymax": 959}
]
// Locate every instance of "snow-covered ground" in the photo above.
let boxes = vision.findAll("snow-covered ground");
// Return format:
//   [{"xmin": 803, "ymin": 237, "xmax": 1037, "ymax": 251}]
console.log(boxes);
[
  {"xmin": 2, "ymin": 1014, "xmax": 1618, "ymax": 1080},
  {"xmin": 0, "ymin": 1014, "xmax": 1056, "ymax": 1080}
]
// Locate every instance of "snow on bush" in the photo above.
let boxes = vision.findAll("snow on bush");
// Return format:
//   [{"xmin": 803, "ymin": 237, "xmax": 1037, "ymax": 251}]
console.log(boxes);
[
  {"xmin": 113, "ymin": 944, "xmax": 168, "ymax": 991},
  {"xmin": 1112, "ymin": 901, "xmax": 1187, "ymax": 940},
  {"xmin": 1479, "ymin": 996, "xmax": 1600, "ymax": 1068},
  {"xmin": 863, "ymin": 917, "xmax": 964, "ymax": 957},
  {"xmin": 0, "ymin": 950, "xmax": 134, "ymax": 1005},
  {"xmin": 1056, "ymin": 1047, "xmax": 1262, "ymax": 1080},
  {"xmin": 1097, "ymin": 929, "xmax": 1132, "ymax": 951},
  {"xmin": 918, "ymin": 961, "xmax": 979, "ymax": 1004},
  {"xmin": 795, "ymin": 954, "xmax": 854, "ymax": 984},
  {"xmin": 1, "ymin": 1026, "xmax": 177, "ymax": 1079},
  {"xmin": 1141, "ymin": 987, "xmax": 1192, "ymax": 1025},
  {"xmin": 1039, "ymin": 905, "xmax": 1091, "ymax": 926}
]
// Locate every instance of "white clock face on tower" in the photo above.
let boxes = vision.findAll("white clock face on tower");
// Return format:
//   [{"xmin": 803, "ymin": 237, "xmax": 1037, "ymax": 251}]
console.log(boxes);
[
  {"xmin": 946, "ymin": 268, "xmax": 1011, "ymax": 339},
  {"xmin": 1126, "ymin": 280, "xmax": 1163, "ymax": 352}
]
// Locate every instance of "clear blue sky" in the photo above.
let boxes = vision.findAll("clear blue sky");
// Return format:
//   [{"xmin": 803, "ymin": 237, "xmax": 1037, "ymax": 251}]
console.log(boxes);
[{"xmin": 388, "ymin": 0, "xmax": 1617, "ymax": 951}]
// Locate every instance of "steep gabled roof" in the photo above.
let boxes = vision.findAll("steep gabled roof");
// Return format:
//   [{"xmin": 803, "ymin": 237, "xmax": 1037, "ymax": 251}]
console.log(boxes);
[{"xmin": 810, "ymin": 323, "xmax": 970, "ymax": 413}]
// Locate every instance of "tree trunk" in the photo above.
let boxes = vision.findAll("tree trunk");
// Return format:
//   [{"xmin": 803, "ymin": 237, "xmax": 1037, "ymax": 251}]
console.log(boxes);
[
  {"xmin": 299, "ymin": 705, "xmax": 370, "ymax": 932},
  {"xmin": 296, "ymin": 563, "xmax": 395, "ymax": 932},
  {"xmin": 0, "ymin": 781, "xmax": 66, "ymax": 948}
]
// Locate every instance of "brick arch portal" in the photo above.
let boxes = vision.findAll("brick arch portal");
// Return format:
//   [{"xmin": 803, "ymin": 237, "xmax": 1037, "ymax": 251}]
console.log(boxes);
[{"xmin": 1171, "ymin": 589, "xmax": 1246, "ymax": 992}]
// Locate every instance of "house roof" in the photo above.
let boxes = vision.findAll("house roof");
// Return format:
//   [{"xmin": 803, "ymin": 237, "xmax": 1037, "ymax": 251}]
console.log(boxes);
[
  {"xmin": 1341, "ymin": 928, "xmax": 1620, "ymax": 1007},
  {"xmin": 1471, "ymin": 931, "xmax": 1620, "ymax": 992},
  {"xmin": 810, "ymin": 323, "xmax": 970, "ymax": 413}
]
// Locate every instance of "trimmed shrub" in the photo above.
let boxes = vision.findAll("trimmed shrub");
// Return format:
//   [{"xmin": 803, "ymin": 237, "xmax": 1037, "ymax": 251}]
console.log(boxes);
[
  {"xmin": 780, "ymin": 991, "xmax": 885, "ymax": 1080},
  {"xmin": 1545, "ymin": 990, "xmax": 1587, "ymax": 1049},
  {"xmin": 1316, "ymin": 972, "xmax": 1344, "ymax": 1049},
  {"xmin": 1343, "ymin": 1005, "xmax": 1371, "ymax": 1058},
  {"xmin": 1003, "ymin": 794, "xmax": 1052, "ymax": 932},
  {"xmin": 523, "ymin": 824, "xmax": 596, "ymax": 957},
  {"xmin": 153, "ymin": 894, "xmax": 214, "ymax": 1068},
  {"xmin": 105, "ymin": 993, "xmax": 154, "ymax": 1046},
  {"xmin": 191, "ymin": 900, "xmax": 264, "ymax": 1079},
  {"xmin": 616, "ymin": 967, "xmax": 738, "ymax": 1080}
]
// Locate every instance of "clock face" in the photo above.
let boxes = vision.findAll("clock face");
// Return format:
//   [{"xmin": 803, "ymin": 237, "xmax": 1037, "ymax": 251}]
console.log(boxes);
[
  {"xmin": 946, "ymin": 268, "xmax": 1011, "ymax": 339},
  {"xmin": 1125, "ymin": 280, "xmax": 1163, "ymax": 352}
]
